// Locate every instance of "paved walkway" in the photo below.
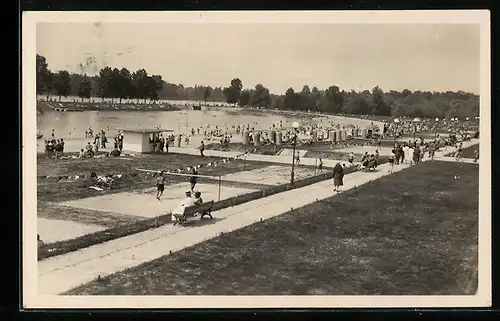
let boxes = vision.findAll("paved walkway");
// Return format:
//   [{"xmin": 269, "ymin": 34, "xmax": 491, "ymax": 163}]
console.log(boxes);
[{"xmin": 37, "ymin": 140, "xmax": 479, "ymax": 295}]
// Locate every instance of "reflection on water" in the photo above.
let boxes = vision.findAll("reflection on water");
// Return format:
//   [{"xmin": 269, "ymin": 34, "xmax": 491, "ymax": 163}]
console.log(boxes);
[
  {"xmin": 37, "ymin": 108, "xmax": 378, "ymax": 143},
  {"xmin": 37, "ymin": 109, "xmax": 318, "ymax": 139}
]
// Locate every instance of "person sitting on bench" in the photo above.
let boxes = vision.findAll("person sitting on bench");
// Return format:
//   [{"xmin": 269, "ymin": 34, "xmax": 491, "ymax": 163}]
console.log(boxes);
[
  {"xmin": 171, "ymin": 191, "xmax": 196, "ymax": 219},
  {"xmin": 193, "ymin": 191, "xmax": 203, "ymax": 205},
  {"xmin": 193, "ymin": 191, "xmax": 210, "ymax": 218}
]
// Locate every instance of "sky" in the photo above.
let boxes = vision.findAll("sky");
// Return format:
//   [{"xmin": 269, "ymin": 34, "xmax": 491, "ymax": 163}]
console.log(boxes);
[{"xmin": 36, "ymin": 23, "xmax": 480, "ymax": 94}]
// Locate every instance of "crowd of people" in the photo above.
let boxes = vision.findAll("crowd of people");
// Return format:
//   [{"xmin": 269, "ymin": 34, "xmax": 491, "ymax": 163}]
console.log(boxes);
[
  {"xmin": 78, "ymin": 127, "xmax": 123, "ymax": 158},
  {"xmin": 384, "ymin": 117, "xmax": 479, "ymax": 139},
  {"xmin": 43, "ymin": 129, "xmax": 65, "ymax": 159}
]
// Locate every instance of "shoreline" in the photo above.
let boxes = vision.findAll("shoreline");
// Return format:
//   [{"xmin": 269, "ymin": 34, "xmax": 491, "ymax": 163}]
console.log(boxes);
[
  {"xmin": 36, "ymin": 100, "xmax": 381, "ymax": 123},
  {"xmin": 37, "ymin": 101, "xmax": 183, "ymax": 112}
]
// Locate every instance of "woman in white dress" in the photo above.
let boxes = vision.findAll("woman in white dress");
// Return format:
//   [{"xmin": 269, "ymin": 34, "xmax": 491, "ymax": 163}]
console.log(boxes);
[{"xmin": 407, "ymin": 146, "xmax": 414, "ymax": 165}]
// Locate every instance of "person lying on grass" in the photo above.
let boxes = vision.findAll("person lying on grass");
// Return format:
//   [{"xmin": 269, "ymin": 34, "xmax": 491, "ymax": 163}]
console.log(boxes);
[
  {"xmin": 109, "ymin": 147, "xmax": 121, "ymax": 157},
  {"xmin": 90, "ymin": 172, "xmax": 115, "ymax": 189}
]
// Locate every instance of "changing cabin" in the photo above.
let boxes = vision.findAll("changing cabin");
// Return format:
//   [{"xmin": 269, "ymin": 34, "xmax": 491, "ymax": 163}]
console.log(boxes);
[{"xmin": 122, "ymin": 129, "xmax": 173, "ymax": 154}]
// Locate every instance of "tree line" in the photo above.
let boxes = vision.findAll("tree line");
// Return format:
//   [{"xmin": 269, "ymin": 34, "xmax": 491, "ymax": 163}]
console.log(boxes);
[
  {"xmin": 222, "ymin": 78, "xmax": 479, "ymax": 119},
  {"xmin": 36, "ymin": 54, "xmax": 226, "ymax": 103},
  {"xmin": 36, "ymin": 54, "xmax": 479, "ymax": 118}
]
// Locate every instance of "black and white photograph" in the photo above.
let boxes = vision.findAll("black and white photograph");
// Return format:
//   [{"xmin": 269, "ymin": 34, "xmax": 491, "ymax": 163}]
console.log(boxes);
[{"xmin": 22, "ymin": 10, "xmax": 491, "ymax": 309}]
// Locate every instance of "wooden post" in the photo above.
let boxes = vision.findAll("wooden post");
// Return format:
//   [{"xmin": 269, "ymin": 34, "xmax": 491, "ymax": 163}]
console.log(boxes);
[{"xmin": 218, "ymin": 175, "xmax": 221, "ymax": 201}]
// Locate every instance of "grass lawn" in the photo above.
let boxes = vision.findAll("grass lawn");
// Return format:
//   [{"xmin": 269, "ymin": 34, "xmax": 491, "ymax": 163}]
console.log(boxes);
[
  {"xmin": 37, "ymin": 153, "xmax": 270, "ymax": 259},
  {"xmin": 37, "ymin": 152, "xmax": 270, "ymax": 203},
  {"xmin": 67, "ymin": 160, "xmax": 478, "ymax": 295}
]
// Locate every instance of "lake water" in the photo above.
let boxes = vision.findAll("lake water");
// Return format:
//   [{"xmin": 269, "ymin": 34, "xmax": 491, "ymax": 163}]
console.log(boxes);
[{"xmin": 36, "ymin": 106, "xmax": 380, "ymax": 153}]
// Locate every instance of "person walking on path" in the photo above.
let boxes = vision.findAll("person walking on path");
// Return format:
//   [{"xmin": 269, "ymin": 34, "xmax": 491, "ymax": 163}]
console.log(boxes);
[
  {"xmin": 413, "ymin": 146, "xmax": 421, "ymax": 164},
  {"xmin": 407, "ymin": 145, "xmax": 414, "ymax": 166},
  {"xmin": 333, "ymin": 162, "xmax": 344, "ymax": 193},
  {"xmin": 199, "ymin": 141, "xmax": 205, "ymax": 157},
  {"xmin": 295, "ymin": 152, "xmax": 301, "ymax": 165},
  {"xmin": 419, "ymin": 144, "xmax": 426, "ymax": 162},
  {"xmin": 317, "ymin": 157, "xmax": 323, "ymax": 172},
  {"xmin": 455, "ymin": 143, "xmax": 463, "ymax": 162},
  {"xmin": 189, "ymin": 167, "xmax": 198, "ymax": 193},
  {"xmin": 394, "ymin": 146, "xmax": 401, "ymax": 165},
  {"xmin": 402, "ymin": 144, "xmax": 409, "ymax": 164},
  {"xmin": 156, "ymin": 171, "xmax": 166, "ymax": 200},
  {"xmin": 388, "ymin": 149, "xmax": 396, "ymax": 173}
]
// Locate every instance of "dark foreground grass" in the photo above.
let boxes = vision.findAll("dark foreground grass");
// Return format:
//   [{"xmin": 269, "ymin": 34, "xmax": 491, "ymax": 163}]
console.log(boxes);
[{"xmin": 67, "ymin": 160, "xmax": 478, "ymax": 295}]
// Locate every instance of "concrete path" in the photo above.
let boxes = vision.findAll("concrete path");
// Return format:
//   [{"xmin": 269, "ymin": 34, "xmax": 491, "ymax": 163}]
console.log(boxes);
[
  {"xmin": 38, "ymin": 218, "xmax": 106, "ymax": 244},
  {"xmin": 37, "ymin": 140, "xmax": 478, "ymax": 295}
]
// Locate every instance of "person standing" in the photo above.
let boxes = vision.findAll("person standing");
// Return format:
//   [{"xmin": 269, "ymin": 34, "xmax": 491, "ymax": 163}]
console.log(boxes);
[
  {"xmin": 419, "ymin": 143, "xmax": 426, "ymax": 162},
  {"xmin": 177, "ymin": 134, "xmax": 182, "ymax": 147},
  {"xmin": 388, "ymin": 149, "xmax": 396, "ymax": 173},
  {"xmin": 159, "ymin": 136, "xmax": 165, "ymax": 153},
  {"xmin": 318, "ymin": 157, "xmax": 323, "ymax": 172},
  {"xmin": 407, "ymin": 145, "xmax": 414, "ymax": 166},
  {"xmin": 348, "ymin": 152, "xmax": 355, "ymax": 166},
  {"xmin": 332, "ymin": 162, "xmax": 344, "ymax": 193},
  {"xmin": 199, "ymin": 141, "xmax": 205, "ymax": 157},
  {"xmin": 37, "ymin": 234, "xmax": 44, "ymax": 247},
  {"xmin": 295, "ymin": 152, "xmax": 301, "ymax": 165},
  {"xmin": 455, "ymin": 143, "xmax": 463, "ymax": 161},
  {"xmin": 394, "ymin": 146, "xmax": 401, "ymax": 165},
  {"xmin": 93, "ymin": 140, "xmax": 99, "ymax": 154},
  {"xmin": 189, "ymin": 167, "xmax": 198, "ymax": 193},
  {"xmin": 156, "ymin": 171, "xmax": 166, "ymax": 200},
  {"xmin": 413, "ymin": 146, "xmax": 421, "ymax": 164}
]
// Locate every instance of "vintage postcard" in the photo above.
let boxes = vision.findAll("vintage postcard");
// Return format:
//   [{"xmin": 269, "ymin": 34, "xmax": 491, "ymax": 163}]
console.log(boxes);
[{"xmin": 22, "ymin": 10, "xmax": 491, "ymax": 309}]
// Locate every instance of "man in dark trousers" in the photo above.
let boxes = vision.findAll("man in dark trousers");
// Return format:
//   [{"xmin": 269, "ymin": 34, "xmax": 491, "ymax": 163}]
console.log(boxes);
[{"xmin": 199, "ymin": 141, "xmax": 205, "ymax": 157}]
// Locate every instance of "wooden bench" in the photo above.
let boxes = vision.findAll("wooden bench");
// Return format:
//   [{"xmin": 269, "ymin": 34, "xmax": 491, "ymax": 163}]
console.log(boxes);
[{"xmin": 173, "ymin": 200, "xmax": 215, "ymax": 226}]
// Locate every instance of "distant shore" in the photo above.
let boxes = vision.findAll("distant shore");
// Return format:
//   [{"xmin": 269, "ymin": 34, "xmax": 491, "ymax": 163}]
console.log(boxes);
[{"xmin": 36, "ymin": 101, "xmax": 183, "ymax": 112}]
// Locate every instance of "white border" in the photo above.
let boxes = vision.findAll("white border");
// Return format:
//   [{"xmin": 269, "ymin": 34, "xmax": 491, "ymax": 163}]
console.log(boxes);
[{"xmin": 22, "ymin": 10, "xmax": 491, "ymax": 309}]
